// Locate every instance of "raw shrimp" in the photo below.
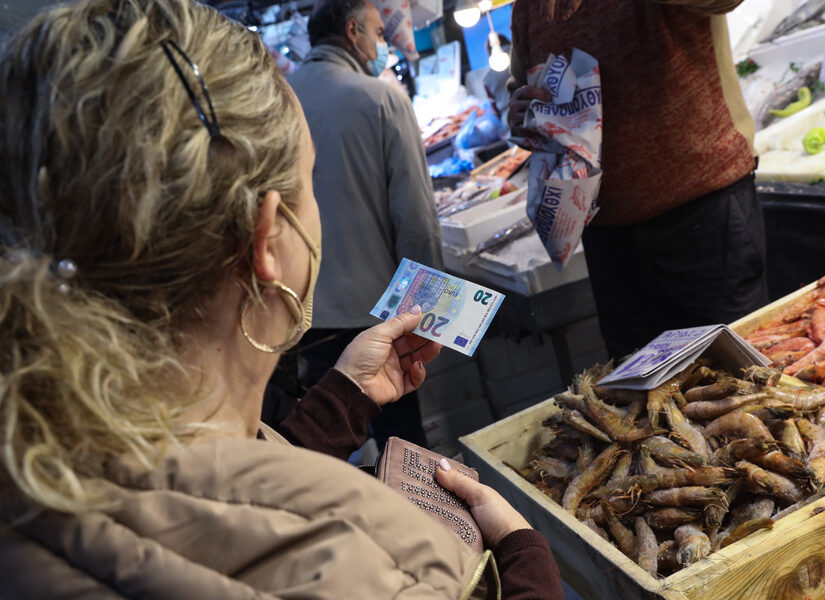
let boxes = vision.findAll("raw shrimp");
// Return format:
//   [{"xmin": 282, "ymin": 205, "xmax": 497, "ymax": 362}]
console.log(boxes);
[
  {"xmin": 647, "ymin": 367, "xmax": 696, "ymax": 430},
  {"xmin": 562, "ymin": 409, "xmax": 612, "ymax": 443},
  {"xmin": 591, "ymin": 474, "xmax": 659, "ymax": 499},
  {"xmin": 719, "ymin": 518, "xmax": 774, "ymax": 549},
  {"xmin": 768, "ymin": 350, "xmax": 814, "ymax": 370},
  {"xmin": 704, "ymin": 479, "xmax": 740, "ymax": 533},
  {"xmin": 594, "ymin": 386, "xmax": 646, "ymax": 406},
  {"xmin": 575, "ymin": 436, "xmax": 595, "ymax": 475},
  {"xmin": 730, "ymin": 497, "xmax": 775, "ymax": 526},
  {"xmin": 682, "ymin": 392, "xmax": 769, "ymax": 421},
  {"xmin": 683, "ymin": 366, "xmax": 720, "ymax": 389},
  {"xmin": 683, "ymin": 379, "xmax": 738, "ymax": 403},
  {"xmin": 795, "ymin": 418, "xmax": 825, "ymax": 488},
  {"xmin": 641, "ymin": 435, "xmax": 706, "ymax": 466},
  {"xmin": 580, "ymin": 381, "xmax": 657, "ymax": 442},
  {"xmin": 809, "ymin": 306, "xmax": 825, "ymax": 344},
  {"xmin": 658, "ymin": 540, "xmax": 680, "ymax": 574},
  {"xmin": 552, "ymin": 390, "xmax": 587, "ymax": 413},
  {"xmin": 601, "ymin": 453, "xmax": 633, "ymax": 490},
  {"xmin": 626, "ymin": 397, "xmax": 646, "ymax": 422},
  {"xmin": 753, "ymin": 320, "xmax": 812, "ymax": 339},
  {"xmin": 705, "ymin": 410, "xmax": 775, "ymax": 441},
  {"xmin": 785, "ymin": 340, "xmax": 825, "ymax": 377},
  {"xmin": 736, "ymin": 459, "xmax": 806, "ymax": 505},
  {"xmin": 714, "ymin": 438, "xmax": 810, "ymax": 478},
  {"xmin": 563, "ymin": 443, "xmax": 624, "ymax": 514},
  {"xmin": 764, "ymin": 384, "xmax": 825, "ymax": 412},
  {"xmin": 601, "ymin": 502, "xmax": 636, "ymax": 558},
  {"xmin": 530, "ymin": 456, "xmax": 575, "ymax": 480},
  {"xmin": 748, "ymin": 333, "xmax": 798, "ymax": 350},
  {"xmin": 635, "ymin": 517, "xmax": 658, "ymax": 576},
  {"xmin": 674, "ymin": 524, "xmax": 711, "ymax": 566},
  {"xmin": 795, "ymin": 361, "xmax": 825, "ymax": 384},
  {"xmin": 664, "ymin": 399, "xmax": 710, "ymax": 459},
  {"xmin": 639, "ymin": 448, "xmax": 734, "ymax": 488},
  {"xmin": 645, "ymin": 486, "xmax": 727, "ymax": 508},
  {"xmin": 645, "ymin": 507, "xmax": 701, "ymax": 530},
  {"xmin": 743, "ymin": 366, "xmax": 782, "ymax": 387},
  {"xmin": 781, "ymin": 419, "xmax": 807, "ymax": 457},
  {"xmin": 766, "ymin": 336, "xmax": 816, "ymax": 355}
]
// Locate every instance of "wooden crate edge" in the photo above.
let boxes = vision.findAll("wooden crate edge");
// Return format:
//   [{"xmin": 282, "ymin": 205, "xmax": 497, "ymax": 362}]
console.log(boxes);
[{"xmin": 729, "ymin": 278, "xmax": 819, "ymax": 337}]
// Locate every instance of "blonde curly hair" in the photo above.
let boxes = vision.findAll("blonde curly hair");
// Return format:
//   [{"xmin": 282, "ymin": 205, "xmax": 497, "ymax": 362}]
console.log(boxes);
[{"xmin": 0, "ymin": 0, "xmax": 302, "ymax": 513}]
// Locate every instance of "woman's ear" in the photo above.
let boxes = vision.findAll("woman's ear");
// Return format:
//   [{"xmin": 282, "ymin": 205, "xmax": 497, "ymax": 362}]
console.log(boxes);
[{"xmin": 252, "ymin": 190, "xmax": 282, "ymax": 283}]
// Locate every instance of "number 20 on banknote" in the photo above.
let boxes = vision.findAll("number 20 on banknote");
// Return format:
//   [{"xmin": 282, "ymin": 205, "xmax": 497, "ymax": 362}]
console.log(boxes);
[{"xmin": 370, "ymin": 259, "xmax": 505, "ymax": 356}]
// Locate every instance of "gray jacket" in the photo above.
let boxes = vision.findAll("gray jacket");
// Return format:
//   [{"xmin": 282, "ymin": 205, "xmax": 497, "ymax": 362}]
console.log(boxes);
[{"xmin": 288, "ymin": 44, "xmax": 443, "ymax": 329}]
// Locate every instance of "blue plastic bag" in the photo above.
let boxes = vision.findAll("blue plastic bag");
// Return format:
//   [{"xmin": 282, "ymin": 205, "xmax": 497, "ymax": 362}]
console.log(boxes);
[{"xmin": 454, "ymin": 102, "xmax": 507, "ymax": 150}]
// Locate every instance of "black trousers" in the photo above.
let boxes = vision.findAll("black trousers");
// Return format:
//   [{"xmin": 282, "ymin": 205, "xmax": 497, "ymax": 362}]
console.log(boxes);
[
  {"xmin": 582, "ymin": 173, "xmax": 770, "ymax": 360},
  {"xmin": 295, "ymin": 327, "xmax": 428, "ymax": 451}
]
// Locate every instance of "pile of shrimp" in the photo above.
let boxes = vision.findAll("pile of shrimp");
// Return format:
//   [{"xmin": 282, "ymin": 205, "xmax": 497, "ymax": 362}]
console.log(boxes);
[
  {"xmin": 519, "ymin": 360, "xmax": 825, "ymax": 578},
  {"xmin": 745, "ymin": 276, "xmax": 825, "ymax": 383}
]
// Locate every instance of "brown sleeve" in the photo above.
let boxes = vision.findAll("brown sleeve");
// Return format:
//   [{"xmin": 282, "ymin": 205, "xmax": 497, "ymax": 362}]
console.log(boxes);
[
  {"xmin": 494, "ymin": 529, "xmax": 565, "ymax": 600},
  {"xmin": 507, "ymin": 0, "xmax": 529, "ymax": 92},
  {"xmin": 277, "ymin": 369, "xmax": 381, "ymax": 461}
]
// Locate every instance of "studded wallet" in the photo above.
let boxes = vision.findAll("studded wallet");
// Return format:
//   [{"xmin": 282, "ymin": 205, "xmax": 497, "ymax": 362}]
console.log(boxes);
[{"xmin": 376, "ymin": 436, "xmax": 483, "ymax": 553}]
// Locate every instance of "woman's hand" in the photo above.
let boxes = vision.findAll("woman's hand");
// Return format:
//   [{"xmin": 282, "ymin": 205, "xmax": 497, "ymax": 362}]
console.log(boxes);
[
  {"xmin": 508, "ymin": 85, "xmax": 553, "ymax": 136},
  {"xmin": 436, "ymin": 458, "xmax": 532, "ymax": 547},
  {"xmin": 334, "ymin": 306, "xmax": 442, "ymax": 406}
]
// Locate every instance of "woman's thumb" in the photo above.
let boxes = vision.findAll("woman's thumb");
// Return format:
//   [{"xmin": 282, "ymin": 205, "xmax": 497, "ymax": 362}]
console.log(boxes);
[{"xmin": 436, "ymin": 458, "xmax": 481, "ymax": 505}]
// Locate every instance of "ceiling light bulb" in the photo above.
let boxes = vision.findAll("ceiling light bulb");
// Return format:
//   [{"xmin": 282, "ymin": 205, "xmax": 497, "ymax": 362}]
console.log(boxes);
[
  {"xmin": 454, "ymin": 6, "xmax": 481, "ymax": 27},
  {"xmin": 489, "ymin": 48, "xmax": 510, "ymax": 71},
  {"xmin": 478, "ymin": 0, "xmax": 493, "ymax": 11},
  {"xmin": 454, "ymin": 0, "xmax": 481, "ymax": 27}
]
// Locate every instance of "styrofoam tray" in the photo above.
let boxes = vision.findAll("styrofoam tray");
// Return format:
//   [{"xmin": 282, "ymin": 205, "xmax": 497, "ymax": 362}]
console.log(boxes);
[
  {"xmin": 443, "ymin": 232, "xmax": 589, "ymax": 296},
  {"xmin": 439, "ymin": 188, "xmax": 527, "ymax": 250},
  {"xmin": 755, "ymin": 96, "xmax": 825, "ymax": 182}
]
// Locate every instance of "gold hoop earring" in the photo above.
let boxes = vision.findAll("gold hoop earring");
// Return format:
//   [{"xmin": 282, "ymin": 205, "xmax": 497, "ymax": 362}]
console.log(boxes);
[{"xmin": 239, "ymin": 280, "xmax": 305, "ymax": 354}]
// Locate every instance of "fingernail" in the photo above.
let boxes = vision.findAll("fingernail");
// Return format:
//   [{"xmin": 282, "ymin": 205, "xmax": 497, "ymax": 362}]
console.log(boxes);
[
  {"xmin": 409, "ymin": 304, "xmax": 421, "ymax": 315},
  {"xmin": 439, "ymin": 457, "xmax": 451, "ymax": 471},
  {"xmin": 416, "ymin": 360, "xmax": 424, "ymax": 370}
]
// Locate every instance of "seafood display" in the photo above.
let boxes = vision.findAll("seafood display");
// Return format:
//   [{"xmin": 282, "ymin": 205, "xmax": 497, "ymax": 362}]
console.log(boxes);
[
  {"xmin": 764, "ymin": 0, "xmax": 825, "ymax": 42},
  {"xmin": 753, "ymin": 62, "xmax": 822, "ymax": 131},
  {"xmin": 422, "ymin": 106, "xmax": 484, "ymax": 149},
  {"xmin": 518, "ymin": 360, "xmax": 825, "ymax": 578},
  {"xmin": 745, "ymin": 276, "xmax": 825, "ymax": 384}
]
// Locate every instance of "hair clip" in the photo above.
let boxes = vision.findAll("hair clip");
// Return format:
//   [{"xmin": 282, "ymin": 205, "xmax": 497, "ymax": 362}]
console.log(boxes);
[
  {"xmin": 159, "ymin": 39, "xmax": 222, "ymax": 139},
  {"xmin": 53, "ymin": 259, "xmax": 77, "ymax": 294}
]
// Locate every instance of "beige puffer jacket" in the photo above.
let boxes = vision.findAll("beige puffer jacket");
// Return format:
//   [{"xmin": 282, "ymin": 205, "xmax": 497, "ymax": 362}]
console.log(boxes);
[{"xmin": 0, "ymin": 428, "xmax": 500, "ymax": 599}]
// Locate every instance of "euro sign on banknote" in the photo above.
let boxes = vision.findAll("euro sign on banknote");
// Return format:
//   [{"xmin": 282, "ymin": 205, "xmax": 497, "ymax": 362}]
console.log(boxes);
[{"xmin": 370, "ymin": 259, "xmax": 505, "ymax": 356}]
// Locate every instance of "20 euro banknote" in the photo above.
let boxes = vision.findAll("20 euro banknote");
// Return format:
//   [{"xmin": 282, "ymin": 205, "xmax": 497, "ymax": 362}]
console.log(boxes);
[{"xmin": 370, "ymin": 259, "xmax": 505, "ymax": 356}]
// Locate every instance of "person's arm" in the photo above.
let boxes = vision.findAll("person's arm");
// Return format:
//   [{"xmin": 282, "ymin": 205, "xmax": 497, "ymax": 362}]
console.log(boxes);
[
  {"xmin": 279, "ymin": 311, "xmax": 441, "ymax": 460},
  {"xmin": 654, "ymin": 0, "xmax": 744, "ymax": 15},
  {"xmin": 382, "ymin": 91, "xmax": 444, "ymax": 270},
  {"xmin": 436, "ymin": 460, "xmax": 565, "ymax": 600},
  {"xmin": 494, "ymin": 530, "xmax": 564, "ymax": 600},
  {"xmin": 277, "ymin": 368, "xmax": 379, "ymax": 460}
]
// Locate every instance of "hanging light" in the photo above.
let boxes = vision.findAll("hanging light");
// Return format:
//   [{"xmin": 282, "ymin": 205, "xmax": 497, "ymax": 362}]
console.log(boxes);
[
  {"xmin": 487, "ymin": 31, "xmax": 509, "ymax": 71},
  {"xmin": 478, "ymin": 0, "xmax": 493, "ymax": 11},
  {"xmin": 454, "ymin": 0, "xmax": 480, "ymax": 28}
]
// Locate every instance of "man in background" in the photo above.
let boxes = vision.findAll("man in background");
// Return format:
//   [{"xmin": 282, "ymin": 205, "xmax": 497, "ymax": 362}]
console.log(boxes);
[
  {"xmin": 286, "ymin": 0, "xmax": 443, "ymax": 449},
  {"xmin": 508, "ymin": 0, "xmax": 769, "ymax": 359}
]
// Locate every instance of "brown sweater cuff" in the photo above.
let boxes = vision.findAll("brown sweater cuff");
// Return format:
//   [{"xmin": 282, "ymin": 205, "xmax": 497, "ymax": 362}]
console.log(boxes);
[
  {"xmin": 494, "ymin": 529, "xmax": 551, "ymax": 556},
  {"xmin": 320, "ymin": 369, "xmax": 381, "ymax": 421}
]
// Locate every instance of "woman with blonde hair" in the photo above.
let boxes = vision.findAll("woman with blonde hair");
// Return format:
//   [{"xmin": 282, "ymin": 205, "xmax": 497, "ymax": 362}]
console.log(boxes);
[{"xmin": 0, "ymin": 0, "xmax": 563, "ymax": 597}]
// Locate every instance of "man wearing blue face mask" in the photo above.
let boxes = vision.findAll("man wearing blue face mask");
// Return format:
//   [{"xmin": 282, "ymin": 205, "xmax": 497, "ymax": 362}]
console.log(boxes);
[{"xmin": 286, "ymin": 0, "xmax": 443, "ymax": 451}]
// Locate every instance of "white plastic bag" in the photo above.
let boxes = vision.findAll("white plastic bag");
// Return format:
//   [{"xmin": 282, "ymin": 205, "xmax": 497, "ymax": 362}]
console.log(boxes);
[{"xmin": 511, "ymin": 48, "xmax": 603, "ymax": 271}]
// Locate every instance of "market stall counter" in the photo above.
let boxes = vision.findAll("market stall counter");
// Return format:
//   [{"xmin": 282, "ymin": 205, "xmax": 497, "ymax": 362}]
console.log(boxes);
[{"xmin": 459, "ymin": 277, "xmax": 825, "ymax": 600}]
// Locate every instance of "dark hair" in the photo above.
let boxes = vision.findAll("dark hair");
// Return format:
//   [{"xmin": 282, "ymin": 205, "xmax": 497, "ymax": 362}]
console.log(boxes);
[{"xmin": 308, "ymin": 0, "xmax": 368, "ymax": 47}]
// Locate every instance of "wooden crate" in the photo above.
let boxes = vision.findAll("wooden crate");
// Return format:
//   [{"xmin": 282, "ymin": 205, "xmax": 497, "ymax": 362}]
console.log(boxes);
[
  {"xmin": 460, "ymin": 279, "xmax": 825, "ymax": 600},
  {"xmin": 460, "ymin": 401, "xmax": 825, "ymax": 599},
  {"xmin": 729, "ymin": 278, "xmax": 820, "ymax": 338}
]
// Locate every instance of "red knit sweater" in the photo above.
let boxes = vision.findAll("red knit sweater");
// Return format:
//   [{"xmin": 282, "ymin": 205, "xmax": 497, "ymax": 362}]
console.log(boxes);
[{"xmin": 510, "ymin": 0, "xmax": 756, "ymax": 226}]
